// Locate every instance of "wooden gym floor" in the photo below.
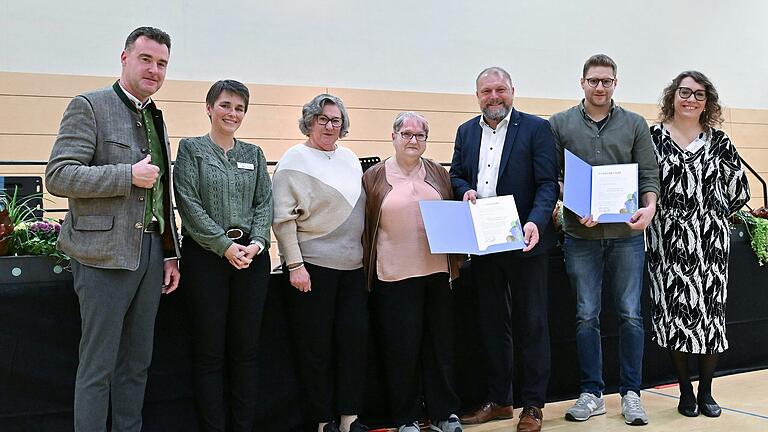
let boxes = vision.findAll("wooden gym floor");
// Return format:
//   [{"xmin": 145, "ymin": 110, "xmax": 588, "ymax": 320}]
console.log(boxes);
[
  {"xmin": 462, "ymin": 369, "xmax": 768, "ymax": 432},
  {"xmin": 369, "ymin": 369, "xmax": 768, "ymax": 431}
]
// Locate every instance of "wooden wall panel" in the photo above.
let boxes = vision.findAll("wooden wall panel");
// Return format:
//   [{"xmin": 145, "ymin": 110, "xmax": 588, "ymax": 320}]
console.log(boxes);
[
  {"xmin": 0, "ymin": 135, "xmax": 56, "ymax": 160},
  {"xmin": 0, "ymin": 71, "xmax": 325, "ymax": 105},
  {"xmin": 329, "ymin": 87, "xmax": 477, "ymax": 112},
  {"xmin": 730, "ymin": 108, "xmax": 768, "ymax": 124},
  {"xmin": 729, "ymin": 123, "xmax": 768, "ymax": 149},
  {"xmin": 0, "ymin": 96, "xmax": 71, "ymax": 135},
  {"xmin": 3, "ymin": 71, "xmax": 768, "ymax": 217}
]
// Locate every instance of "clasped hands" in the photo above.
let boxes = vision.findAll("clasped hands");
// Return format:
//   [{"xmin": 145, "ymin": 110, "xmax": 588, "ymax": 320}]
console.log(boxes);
[{"xmin": 224, "ymin": 242, "xmax": 261, "ymax": 269}]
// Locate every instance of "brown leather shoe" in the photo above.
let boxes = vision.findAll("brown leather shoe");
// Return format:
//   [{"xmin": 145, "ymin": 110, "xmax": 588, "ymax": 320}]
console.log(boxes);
[
  {"xmin": 517, "ymin": 406, "xmax": 543, "ymax": 432},
  {"xmin": 460, "ymin": 401, "xmax": 514, "ymax": 424}
]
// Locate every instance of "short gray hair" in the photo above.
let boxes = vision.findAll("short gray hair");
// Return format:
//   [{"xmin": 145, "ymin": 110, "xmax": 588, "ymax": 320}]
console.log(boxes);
[
  {"xmin": 476, "ymin": 66, "xmax": 513, "ymax": 89},
  {"xmin": 392, "ymin": 111, "xmax": 429, "ymax": 136},
  {"xmin": 298, "ymin": 93, "xmax": 350, "ymax": 138}
]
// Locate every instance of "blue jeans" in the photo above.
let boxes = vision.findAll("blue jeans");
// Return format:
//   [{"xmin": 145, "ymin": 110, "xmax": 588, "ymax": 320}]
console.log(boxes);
[{"xmin": 564, "ymin": 234, "xmax": 645, "ymax": 397}]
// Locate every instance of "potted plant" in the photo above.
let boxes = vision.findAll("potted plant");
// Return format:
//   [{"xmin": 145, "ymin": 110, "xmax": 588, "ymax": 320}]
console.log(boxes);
[
  {"xmin": 732, "ymin": 207, "xmax": 768, "ymax": 266},
  {"xmin": 1, "ymin": 188, "xmax": 70, "ymax": 284}
]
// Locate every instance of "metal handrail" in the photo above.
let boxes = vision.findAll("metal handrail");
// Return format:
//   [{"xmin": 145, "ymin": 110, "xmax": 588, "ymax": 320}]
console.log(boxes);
[
  {"xmin": 3, "ymin": 156, "xmax": 767, "ymax": 210},
  {"xmin": 0, "ymin": 160, "xmax": 279, "ymax": 214},
  {"xmin": 738, "ymin": 156, "xmax": 767, "ymax": 209}
]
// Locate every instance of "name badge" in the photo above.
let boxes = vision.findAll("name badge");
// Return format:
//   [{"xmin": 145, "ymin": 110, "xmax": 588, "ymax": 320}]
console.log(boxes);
[{"xmin": 237, "ymin": 162, "xmax": 255, "ymax": 170}]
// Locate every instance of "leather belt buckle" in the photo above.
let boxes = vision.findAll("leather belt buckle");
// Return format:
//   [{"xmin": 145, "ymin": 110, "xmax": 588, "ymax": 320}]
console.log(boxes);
[
  {"xmin": 226, "ymin": 228, "xmax": 244, "ymax": 240},
  {"xmin": 144, "ymin": 220, "xmax": 160, "ymax": 233}
]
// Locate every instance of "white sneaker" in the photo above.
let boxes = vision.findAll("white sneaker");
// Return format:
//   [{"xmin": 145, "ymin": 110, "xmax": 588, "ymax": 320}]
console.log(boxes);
[
  {"xmin": 621, "ymin": 391, "xmax": 649, "ymax": 425},
  {"xmin": 398, "ymin": 422, "xmax": 420, "ymax": 432},
  {"xmin": 565, "ymin": 392, "xmax": 606, "ymax": 421},
  {"xmin": 429, "ymin": 414, "xmax": 462, "ymax": 432}
]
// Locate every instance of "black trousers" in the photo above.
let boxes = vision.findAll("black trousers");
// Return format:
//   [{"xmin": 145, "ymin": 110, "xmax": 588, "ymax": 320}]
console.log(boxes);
[
  {"xmin": 284, "ymin": 262, "xmax": 369, "ymax": 423},
  {"xmin": 373, "ymin": 273, "xmax": 461, "ymax": 426},
  {"xmin": 472, "ymin": 252, "xmax": 551, "ymax": 407},
  {"xmin": 181, "ymin": 238, "xmax": 270, "ymax": 432}
]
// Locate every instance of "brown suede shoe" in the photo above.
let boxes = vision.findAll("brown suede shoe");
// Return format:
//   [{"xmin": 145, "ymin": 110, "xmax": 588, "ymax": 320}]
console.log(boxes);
[
  {"xmin": 517, "ymin": 406, "xmax": 543, "ymax": 432},
  {"xmin": 460, "ymin": 401, "xmax": 514, "ymax": 424}
]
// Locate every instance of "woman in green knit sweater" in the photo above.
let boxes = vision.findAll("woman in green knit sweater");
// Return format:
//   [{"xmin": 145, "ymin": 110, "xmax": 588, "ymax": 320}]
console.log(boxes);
[{"xmin": 173, "ymin": 80, "xmax": 273, "ymax": 432}]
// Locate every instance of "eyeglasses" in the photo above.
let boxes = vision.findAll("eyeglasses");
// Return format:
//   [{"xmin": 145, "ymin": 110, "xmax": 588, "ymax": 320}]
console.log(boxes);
[
  {"xmin": 677, "ymin": 87, "xmax": 706, "ymax": 101},
  {"xmin": 317, "ymin": 115, "xmax": 343, "ymax": 128},
  {"xmin": 398, "ymin": 131, "xmax": 428, "ymax": 142},
  {"xmin": 585, "ymin": 77, "xmax": 616, "ymax": 88}
]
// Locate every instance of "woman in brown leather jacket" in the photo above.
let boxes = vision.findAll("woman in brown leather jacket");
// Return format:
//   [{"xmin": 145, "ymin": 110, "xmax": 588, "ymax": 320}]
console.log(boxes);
[{"xmin": 362, "ymin": 112, "xmax": 463, "ymax": 432}]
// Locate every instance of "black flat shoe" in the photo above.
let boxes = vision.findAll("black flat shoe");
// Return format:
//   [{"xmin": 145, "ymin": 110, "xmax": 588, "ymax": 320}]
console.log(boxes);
[
  {"xmin": 323, "ymin": 421, "xmax": 341, "ymax": 432},
  {"xmin": 677, "ymin": 401, "xmax": 699, "ymax": 417},
  {"xmin": 698, "ymin": 401, "xmax": 722, "ymax": 417},
  {"xmin": 349, "ymin": 419, "xmax": 369, "ymax": 432}
]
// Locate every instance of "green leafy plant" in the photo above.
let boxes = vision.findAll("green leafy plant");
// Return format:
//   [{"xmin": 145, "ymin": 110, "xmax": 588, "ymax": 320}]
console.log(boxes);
[
  {"xmin": 1, "ymin": 188, "xmax": 39, "ymax": 225},
  {"xmin": 0, "ymin": 188, "xmax": 68, "ymax": 261},
  {"xmin": 733, "ymin": 210, "xmax": 768, "ymax": 266}
]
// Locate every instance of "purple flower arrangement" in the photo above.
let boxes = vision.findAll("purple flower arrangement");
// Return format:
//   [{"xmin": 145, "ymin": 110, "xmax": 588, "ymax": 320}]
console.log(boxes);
[
  {"xmin": 2, "ymin": 190, "xmax": 68, "ymax": 260},
  {"xmin": 10, "ymin": 219, "xmax": 68, "ymax": 259}
]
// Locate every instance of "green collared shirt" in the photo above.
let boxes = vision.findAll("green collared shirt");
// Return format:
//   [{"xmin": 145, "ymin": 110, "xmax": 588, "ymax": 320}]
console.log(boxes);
[
  {"xmin": 173, "ymin": 135, "xmax": 273, "ymax": 256},
  {"xmin": 550, "ymin": 100, "xmax": 660, "ymax": 239}
]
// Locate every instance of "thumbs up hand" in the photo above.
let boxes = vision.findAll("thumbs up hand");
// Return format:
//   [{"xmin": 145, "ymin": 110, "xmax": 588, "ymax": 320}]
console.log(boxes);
[{"xmin": 131, "ymin": 155, "xmax": 160, "ymax": 188}]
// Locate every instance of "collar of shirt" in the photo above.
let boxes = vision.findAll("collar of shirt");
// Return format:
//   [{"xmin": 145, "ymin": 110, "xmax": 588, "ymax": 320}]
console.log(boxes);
[
  {"xmin": 118, "ymin": 81, "xmax": 152, "ymax": 110},
  {"xmin": 478, "ymin": 108, "xmax": 513, "ymax": 131},
  {"xmin": 579, "ymin": 99, "xmax": 615, "ymax": 123}
]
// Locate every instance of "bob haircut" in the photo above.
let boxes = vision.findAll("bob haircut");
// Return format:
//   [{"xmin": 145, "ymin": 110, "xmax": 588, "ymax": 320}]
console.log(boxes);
[{"xmin": 298, "ymin": 94, "xmax": 350, "ymax": 138}]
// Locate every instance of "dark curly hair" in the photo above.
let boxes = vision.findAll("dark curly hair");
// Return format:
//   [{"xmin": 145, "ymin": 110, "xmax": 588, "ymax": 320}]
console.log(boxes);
[{"xmin": 658, "ymin": 70, "xmax": 723, "ymax": 130}]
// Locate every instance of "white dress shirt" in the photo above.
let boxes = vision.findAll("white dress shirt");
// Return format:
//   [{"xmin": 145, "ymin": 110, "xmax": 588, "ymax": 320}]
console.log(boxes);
[
  {"xmin": 118, "ymin": 81, "xmax": 152, "ymax": 109},
  {"xmin": 476, "ymin": 110, "xmax": 513, "ymax": 198}
]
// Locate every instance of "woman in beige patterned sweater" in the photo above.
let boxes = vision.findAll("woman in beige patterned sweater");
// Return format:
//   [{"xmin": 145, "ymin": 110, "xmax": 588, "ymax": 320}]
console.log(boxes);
[{"xmin": 272, "ymin": 94, "xmax": 368, "ymax": 432}]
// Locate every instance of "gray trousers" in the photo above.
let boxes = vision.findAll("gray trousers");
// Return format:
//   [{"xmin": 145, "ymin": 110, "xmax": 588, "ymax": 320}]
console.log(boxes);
[{"xmin": 71, "ymin": 232, "xmax": 163, "ymax": 432}]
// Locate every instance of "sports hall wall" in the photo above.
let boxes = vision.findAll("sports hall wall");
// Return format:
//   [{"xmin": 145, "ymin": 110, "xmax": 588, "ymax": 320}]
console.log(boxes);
[{"xmin": 1, "ymin": 71, "xmax": 766, "ymax": 211}]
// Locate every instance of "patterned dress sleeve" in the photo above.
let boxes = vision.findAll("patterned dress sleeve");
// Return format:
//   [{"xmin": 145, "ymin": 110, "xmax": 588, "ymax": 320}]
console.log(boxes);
[{"xmin": 715, "ymin": 130, "xmax": 751, "ymax": 214}]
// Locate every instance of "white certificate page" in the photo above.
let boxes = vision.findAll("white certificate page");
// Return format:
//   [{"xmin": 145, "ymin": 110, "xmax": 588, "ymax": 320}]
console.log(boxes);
[
  {"xmin": 468, "ymin": 195, "xmax": 523, "ymax": 252},
  {"xmin": 590, "ymin": 163, "xmax": 638, "ymax": 220}
]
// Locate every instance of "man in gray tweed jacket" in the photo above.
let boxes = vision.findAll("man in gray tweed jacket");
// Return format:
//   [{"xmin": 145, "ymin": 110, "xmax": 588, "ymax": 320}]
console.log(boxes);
[{"xmin": 45, "ymin": 27, "xmax": 180, "ymax": 432}]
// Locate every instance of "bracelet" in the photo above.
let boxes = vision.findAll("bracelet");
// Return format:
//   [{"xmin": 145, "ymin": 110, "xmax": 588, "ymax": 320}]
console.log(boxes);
[{"xmin": 288, "ymin": 263, "xmax": 305, "ymax": 272}]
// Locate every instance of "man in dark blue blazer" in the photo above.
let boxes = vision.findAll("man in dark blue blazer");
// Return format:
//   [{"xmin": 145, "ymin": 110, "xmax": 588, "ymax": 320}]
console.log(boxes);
[{"xmin": 451, "ymin": 67, "xmax": 558, "ymax": 432}]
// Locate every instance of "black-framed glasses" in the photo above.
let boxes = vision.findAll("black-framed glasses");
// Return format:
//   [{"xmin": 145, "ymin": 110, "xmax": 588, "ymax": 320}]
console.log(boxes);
[
  {"xmin": 399, "ymin": 131, "xmax": 428, "ymax": 142},
  {"xmin": 585, "ymin": 77, "xmax": 615, "ymax": 88},
  {"xmin": 677, "ymin": 87, "xmax": 706, "ymax": 101},
  {"xmin": 317, "ymin": 115, "xmax": 343, "ymax": 128}
]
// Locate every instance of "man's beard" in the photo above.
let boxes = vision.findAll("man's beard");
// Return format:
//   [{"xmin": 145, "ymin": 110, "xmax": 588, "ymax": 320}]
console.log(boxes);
[{"xmin": 482, "ymin": 104, "xmax": 511, "ymax": 122}]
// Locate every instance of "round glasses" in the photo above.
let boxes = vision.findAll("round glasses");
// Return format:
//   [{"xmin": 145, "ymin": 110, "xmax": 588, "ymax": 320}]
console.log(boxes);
[
  {"xmin": 317, "ymin": 115, "xmax": 343, "ymax": 128},
  {"xmin": 398, "ymin": 131, "xmax": 428, "ymax": 142},
  {"xmin": 677, "ymin": 87, "xmax": 706, "ymax": 101}
]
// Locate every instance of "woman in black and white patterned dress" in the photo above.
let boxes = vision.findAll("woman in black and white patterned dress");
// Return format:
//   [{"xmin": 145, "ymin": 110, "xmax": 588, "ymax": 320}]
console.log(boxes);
[{"xmin": 648, "ymin": 71, "xmax": 750, "ymax": 418}]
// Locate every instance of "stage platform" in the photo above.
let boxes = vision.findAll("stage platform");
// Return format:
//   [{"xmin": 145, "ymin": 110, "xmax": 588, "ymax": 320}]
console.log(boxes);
[{"xmin": 2, "ymin": 234, "xmax": 767, "ymax": 431}]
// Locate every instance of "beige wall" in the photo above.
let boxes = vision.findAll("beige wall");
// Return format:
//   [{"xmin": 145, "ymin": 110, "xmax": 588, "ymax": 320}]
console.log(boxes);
[{"xmin": 2, "ymin": 70, "xmax": 766, "ymax": 219}]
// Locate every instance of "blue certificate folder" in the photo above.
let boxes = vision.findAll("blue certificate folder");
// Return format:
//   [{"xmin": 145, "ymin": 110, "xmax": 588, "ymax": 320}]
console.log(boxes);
[
  {"xmin": 563, "ymin": 149, "xmax": 638, "ymax": 223},
  {"xmin": 418, "ymin": 200, "xmax": 525, "ymax": 255}
]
